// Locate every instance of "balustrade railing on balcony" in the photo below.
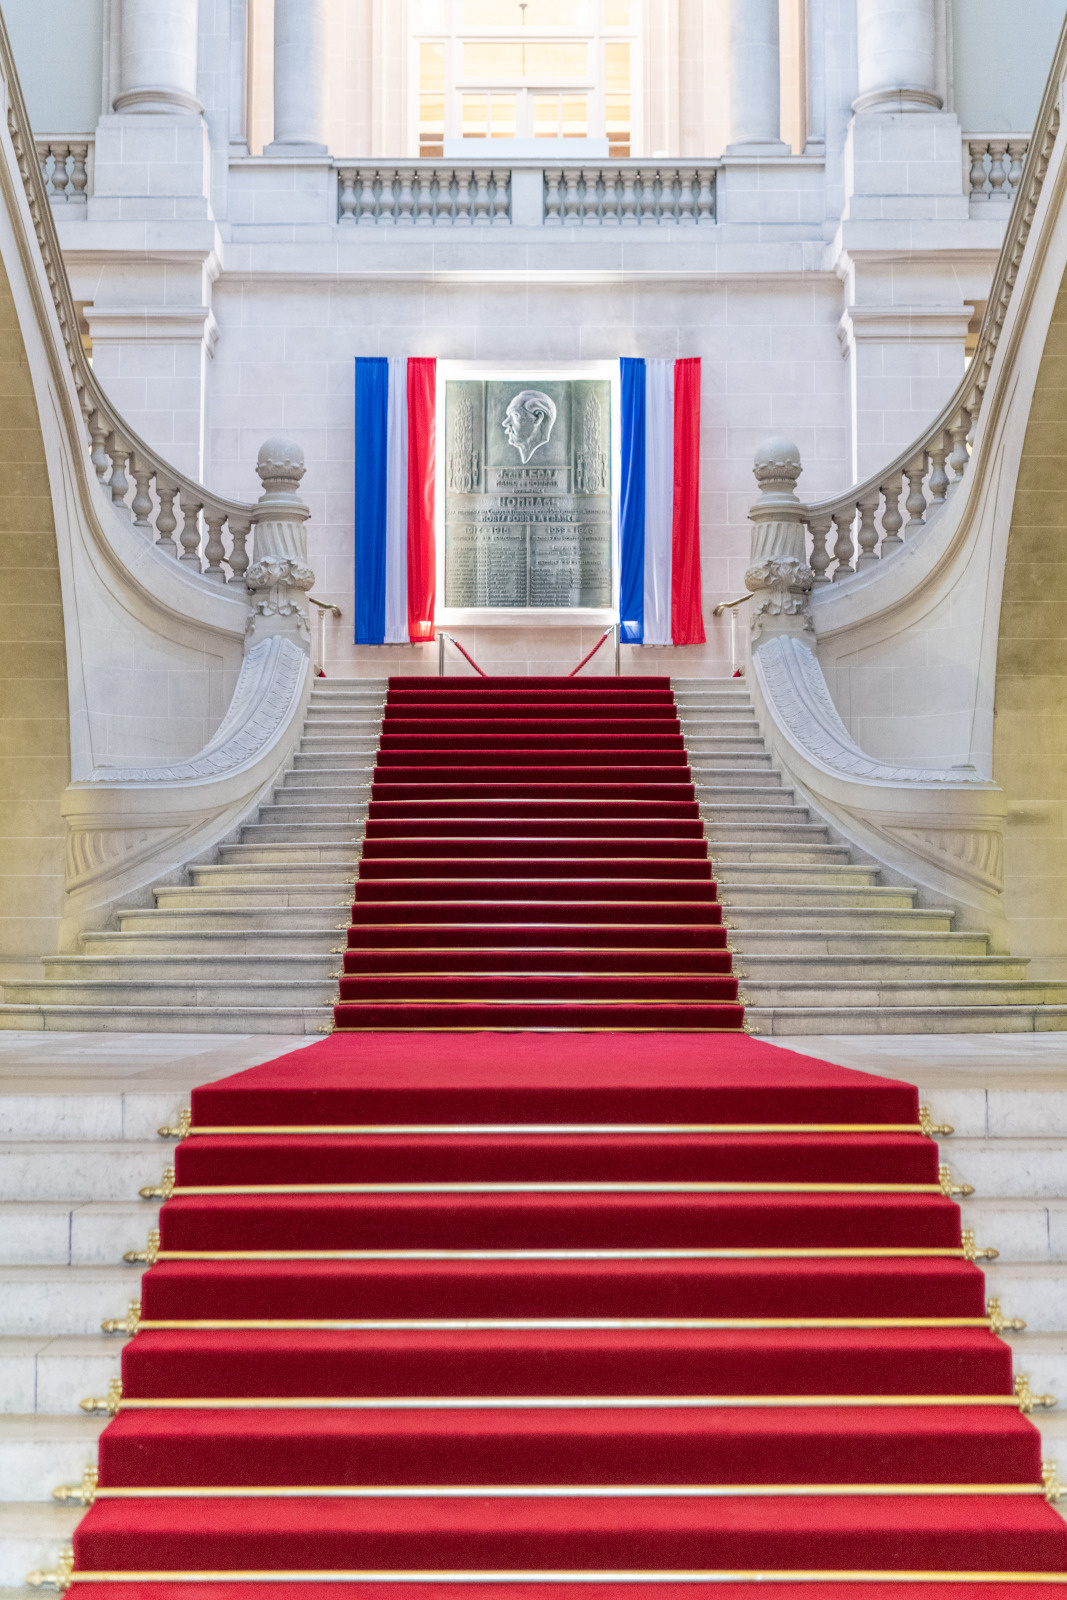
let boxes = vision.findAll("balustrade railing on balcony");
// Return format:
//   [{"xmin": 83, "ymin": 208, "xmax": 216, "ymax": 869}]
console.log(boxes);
[
  {"xmin": 337, "ymin": 164, "xmax": 511, "ymax": 225},
  {"xmin": 36, "ymin": 137, "xmax": 92, "ymax": 203},
  {"xmin": 965, "ymin": 136, "xmax": 1030, "ymax": 205},
  {"xmin": 544, "ymin": 164, "xmax": 716, "ymax": 225}
]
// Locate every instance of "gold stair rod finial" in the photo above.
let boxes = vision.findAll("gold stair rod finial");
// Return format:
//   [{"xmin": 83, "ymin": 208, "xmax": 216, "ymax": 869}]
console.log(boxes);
[
  {"xmin": 123, "ymin": 1228, "xmax": 160, "ymax": 1266},
  {"xmin": 961, "ymin": 1230, "xmax": 998, "ymax": 1262},
  {"xmin": 101, "ymin": 1300, "xmax": 141, "ymax": 1336},
  {"xmin": 1015, "ymin": 1373, "xmax": 1058, "ymax": 1414},
  {"xmin": 79, "ymin": 1377, "xmax": 122, "ymax": 1416},
  {"xmin": 26, "ymin": 1546, "xmax": 73, "ymax": 1592},
  {"xmin": 919, "ymin": 1104, "xmax": 954, "ymax": 1137},
  {"xmin": 157, "ymin": 1107, "xmax": 191, "ymax": 1140},
  {"xmin": 987, "ymin": 1298, "xmax": 1026, "ymax": 1335},
  {"xmin": 1042, "ymin": 1460, "xmax": 1064, "ymax": 1503},
  {"xmin": 139, "ymin": 1167, "xmax": 175, "ymax": 1201},
  {"xmin": 939, "ymin": 1163, "xmax": 975, "ymax": 1198},
  {"xmin": 51, "ymin": 1465, "xmax": 98, "ymax": 1507}
]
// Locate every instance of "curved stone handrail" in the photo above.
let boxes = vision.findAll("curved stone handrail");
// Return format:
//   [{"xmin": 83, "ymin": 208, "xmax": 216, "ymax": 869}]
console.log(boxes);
[
  {"xmin": 798, "ymin": 19, "xmax": 1067, "ymax": 581},
  {"xmin": 0, "ymin": 13, "xmax": 255, "ymax": 583}
]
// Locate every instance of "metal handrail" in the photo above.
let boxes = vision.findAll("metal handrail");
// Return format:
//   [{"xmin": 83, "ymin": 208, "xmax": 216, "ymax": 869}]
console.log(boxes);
[
  {"xmin": 712, "ymin": 594, "xmax": 752, "ymax": 678},
  {"xmin": 309, "ymin": 597, "xmax": 341, "ymax": 678},
  {"xmin": 437, "ymin": 631, "xmax": 488, "ymax": 677}
]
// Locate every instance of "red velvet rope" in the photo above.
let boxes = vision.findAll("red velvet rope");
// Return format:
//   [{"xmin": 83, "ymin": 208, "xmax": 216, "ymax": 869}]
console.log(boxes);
[
  {"xmin": 568, "ymin": 626, "xmax": 614, "ymax": 677},
  {"xmin": 441, "ymin": 633, "xmax": 488, "ymax": 676}
]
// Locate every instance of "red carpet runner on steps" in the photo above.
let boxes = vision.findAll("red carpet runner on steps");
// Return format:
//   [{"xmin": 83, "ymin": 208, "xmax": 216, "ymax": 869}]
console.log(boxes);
[
  {"xmin": 67, "ymin": 1035, "xmax": 1067, "ymax": 1595},
  {"xmin": 334, "ymin": 676, "xmax": 742, "ymax": 1031}
]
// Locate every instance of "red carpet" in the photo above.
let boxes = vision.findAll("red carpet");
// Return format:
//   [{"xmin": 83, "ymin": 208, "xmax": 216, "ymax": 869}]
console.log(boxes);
[
  {"xmin": 334, "ymin": 678, "xmax": 741, "ymax": 1030},
  {"xmin": 62, "ymin": 682, "xmax": 1067, "ymax": 1594}
]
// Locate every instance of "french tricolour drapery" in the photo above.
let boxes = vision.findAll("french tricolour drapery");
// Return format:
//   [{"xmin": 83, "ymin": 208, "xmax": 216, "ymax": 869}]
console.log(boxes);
[{"xmin": 353, "ymin": 355, "xmax": 704, "ymax": 646}]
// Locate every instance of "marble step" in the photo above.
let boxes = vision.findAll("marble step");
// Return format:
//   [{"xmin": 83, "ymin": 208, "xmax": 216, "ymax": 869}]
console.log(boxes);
[
  {"xmin": 282, "ymin": 772, "xmax": 376, "ymax": 789},
  {"xmin": 980, "ymin": 1260, "xmax": 1067, "ymax": 1334},
  {"xmin": 708, "ymin": 842, "xmax": 852, "ymax": 864},
  {"xmin": 152, "ymin": 885, "xmax": 354, "ymax": 911},
  {"xmin": 241, "ymin": 822, "xmax": 371, "ymax": 844},
  {"xmin": 717, "ymin": 864, "xmax": 880, "ymax": 886},
  {"xmin": 697, "ymin": 804, "xmax": 817, "ymax": 826},
  {"xmin": 0, "ymin": 1413, "xmax": 105, "ymax": 1501},
  {"xmin": 685, "ymin": 749, "xmax": 774, "ymax": 766},
  {"xmin": 722, "ymin": 885, "xmax": 919, "ymax": 910},
  {"xmin": 703, "ymin": 821, "xmax": 834, "ymax": 844},
  {"xmin": 188, "ymin": 864, "xmax": 358, "ymax": 888},
  {"xmin": 0, "ymin": 1266, "xmax": 143, "ymax": 1337},
  {"xmin": 216, "ymin": 843, "xmax": 362, "ymax": 865},
  {"xmin": 0, "ymin": 1142, "xmax": 162, "ymax": 1202},
  {"xmin": 115, "ymin": 907, "xmax": 351, "ymax": 934},
  {"xmin": 734, "ymin": 929, "xmax": 989, "ymax": 956},
  {"xmin": 0, "ymin": 1004, "xmax": 333, "ymax": 1035},
  {"xmin": 43, "ymin": 954, "xmax": 337, "ymax": 983},
  {"xmin": 688, "ymin": 766, "xmax": 782, "ymax": 787},
  {"xmin": 0, "ymin": 1501, "xmax": 80, "ymax": 1588},
  {"xmin": 963, "ymin": 1197, "xmax": 1067, "ymax": 1262},
  {"xmin": 737, "ymin": 954, "xmax": 1029, "ymax": 982},
  {"xmin": 79, "ymin": 929, "xmax": 341, "ymax": 956},
  {"xmin": 725, "ymin": 905, "xmax": 953, "ymax": 932},
  {"xmin": 2, "ymin": 979, "xmax": 341, "ymax": 1009},
  {"xmin": 745, "ymin": 1004, "xmax": 1067, "ymax": 1036},
  {"xmin": 0, "ymin": 1201, "xmax": 154, "ymax": 1265},
  {"xmin": 1005, "ymin": 1331, "xmax": 1067, "ymax": 1402},
  {"xmin": 0, "ymin": 1335, "xmax": 121, "ymax": 1414},
  {"xmin": 294, "ymin": 751, "xmax": 380, "ymax": 768},
  {"xmin": 740, "ymin": 979, "xmax": 1067, "ymax": 1008},
  {"xmin": 255, "ymin": 804, "xmax": 373, "ymax": 826},
  {"xmin": 948, "ymin": 1140, "xmax": 1067, "ymax": 1199}
]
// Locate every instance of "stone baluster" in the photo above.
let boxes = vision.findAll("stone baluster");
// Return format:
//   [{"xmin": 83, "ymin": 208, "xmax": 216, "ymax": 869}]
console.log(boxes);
[
  {"xmin": 453, "ymin": 169, "xmax": 473, "ymax": 224},
  {"xmin": 579, "ymin": 168, "xmax": 599, "ymax": 223},
  {"xmin": 396, "ymin": 169, "xmax": 415, "ymax": 225},
  {"xmin": 725, "ymin": 0, "xmax": 784, "ymax": 150},
  {"xmin": 928, "ymin": 436, "xmax": 950, "ymax": 503},
  {"xmin": 831, "ymin": 507, "xmax": 855, "ymax": 580},
  {"xmin": 904, "ymin": 453, "xmax": 928, "ymax": 534},
  {"xmin": 562, "ymin": 168, "xmax": 582, "ymax": 224},
  {"xmin": 357, "ymin": 169, "xmax": 378, "ymax": 224},
  {"xmin": 49, "ymin": 145, "xmax": 70, "ymax": 201},
  {"xmin": 544, "ymin": 169, "xmax": 563, "ymax": 225},
  {"xmin": 678, "ymin": 168, "xmax": 697, "ymax": 225},
  {"xmin": 114, "ymin": 0, "xmax": 203, "ymax": 115},
  {"xmin": 130, "ymin": 453, "xmax": 154, "ymax": 530},
  {"xmin": 107, "ymin": 436, "xmax": 131, "ymax": 517},
  {"xmin": 178, "ymin": 490, "xmax": 203, "ymax": 567},
  {"xmin": 878, "ymin": 473, "xmax": 904, "ymax": 555},
  {"xmin": 69, "ymin": 143, "xmax": 90, "ymax": 203},
  {"xmin": 949, "ymin": 410, "xmax": 971, "ymax": 479},
  {"xmin": 376, "ymin": 171, "xmax": 398, "ymax": 224},
  {"xmin": 620, "ymin": 169, "xmax": 638, "ymax": 225},
  {"xmin": 337, "ymin": 167, "xmax": 358, "ymax": 224},
  {"xmin": 640, "ymin": 169, "xmax": 660, "ymax": 226},
  {"xmin": 245, "ymin": 437, "xmax": 315, "ymax": 651},
  {"xmin": 154, "ymin": 479, "xmax": 179, "ymax": 556},
  {"xmin": 696, "ymin": 168, "xmax": 716, "ymax": 223},
  {"xmin": 267, "ymin": 0, "xmax": 328, "ymax": 153},
  {"xmin": 491, "ymin": 169, "xmax": 511, "ymax": 224},
  {"xmin": 601, "ymin": 169, "xmax": 621, "ymax": 225},
  {"xmin": 89, "ymin": 412, "xmax": 109, "ymax": 481},
  {"xmin": 472, "ymin": 168, "xmax": 491, "ymax": 225},
  {"xmin": 807, "ymin": 513, "xmax": 833, "ymax": 585},
  {"xmin": 413, "ymin": 169, "xmax": 434, "ymax": 225},
  {"xmin": 202, "ymin": 508, "xmax": 228, "ymax": 582},
  {"xmin": 855, "ymin": 489, "xmax": 881, "ymax": 567},
  {"xmin": 746, "ymin": 438, "xmax": 814, "ymax": 640},
  {"xmin": 1007, "ymin": 141, "xmax": 1028, "ymax": 194},
  {"xmin": 228, "ymin": 516, "xmax": 251, "ymax": 585},
  {"xmin": 968, "ymin": 141, "xmax": 989, "ymax": 203},
  {"xmin": 854, "ymin": 0, "xmax": 941, "ymax": 113},
  {"xmin": 987, "ymin": 141, "xmax": 1009, "ymax": 202}
]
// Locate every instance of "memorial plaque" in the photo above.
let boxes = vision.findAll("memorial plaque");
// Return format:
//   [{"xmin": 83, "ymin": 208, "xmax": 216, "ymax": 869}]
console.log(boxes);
[{"xmin": 444, "ymin": 378, "xmax": 612, "ymax": 608}]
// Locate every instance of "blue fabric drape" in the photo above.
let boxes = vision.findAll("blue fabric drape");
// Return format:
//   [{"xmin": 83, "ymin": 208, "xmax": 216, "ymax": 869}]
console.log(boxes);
[
  {"xmin": 353, "ymin": 357, "xmax": 389, "ymax": 644},
  {"xmin": 618, "ymin": 357, "xmax": 646, "ymax": 644}
]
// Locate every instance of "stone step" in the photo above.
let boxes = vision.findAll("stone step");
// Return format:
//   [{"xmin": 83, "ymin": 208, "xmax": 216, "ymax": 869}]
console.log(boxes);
[
  {"xmin": 0, "ymin": 1413, "xmax": 105, "ymax": 1501},
  {"xmin": 697, "ymin": 804, "xmax": 816, "ymax": 825},
  {"xmin": 0, "ymin": 1005, "xmax": 333, "ymax": 1035},
  {"xmin": 963, "ymin": 1197, "xmax": 1067, "ymax": 1263},
  {"xmin": 282, "ymin": 772, "xmax": 376, "ymax": 790},
  {"xmin": 1005, "ymin": 1331, "xmax": 1067, "ymax": 1403},
  {"xmin": 732, "ymin": 929, "xmax": 990, "ymax": 955},
  {"xmin": 980, "ymin": 1260, "xmax": 1067, "ymax": 1334},
  {"xmin": 116, "ymin": 907, "xmax": 349, "ymax": 933},
  {"xmin": 704, "ymin": 822, "xmax": 834, "ymax": 844},
  {"xmin": 686, "ymin": 749, "xmax": 774, "ymax": 766},
  {"xmin": 0, "ymin": 1501, "xmax": 80, "ymax": 1588},
  {"xmin": 0, "ymin": 1335, "xmax": 122, "ymax": 1415},
  {"xmin": 256, "ymin": 804, "xmax": 371, "ymax": 826},
  {"xmin": 295, "ymin": 749, "xmax": 380, "ymax": 766},
  {"xmin": 688, "ymin": 767, "xmax": 781, "ymax": 787},
  {"xmin": 717, "ymin": 864, "xmax": 879, "ymax": 886},
  {"xmin": 0, "ymin": 1142, "xmax": 161, "ymax": 1202},
  {"xmin": 708, "ymin": 842, "xmax": 852, "ymax": 864},
  {"xmin": 0, "ymin": 1266, "xmax": 142, "ymax": 1337},
  {"xmin": 152, "ymin": 885, "xmax": 353, "ymax": 910},
  {"xmin": 3, "ymin": 979, "xmax": 341, "ymax": 1009},
  {"xmin": 188, "ymin": 864, "xmax": 358, "ymax": 888},
  {"xmin": 0, "ymin": 1201, "xmax": 153, "ymax": 1265},
  {"xmin": 79, "ymin": 929, "xmax": 341, "ymax": 956},
  {"xmin": 737, "ymin": 953, "xmax": 1030, "ymax": 982},
  {"xmin": 949, "ymin": 1140, "xmax": 1067, "ymax": 1199},
  {"xmin": 216, "ymin": 842, "xmax": 362, "ymax": 865},
  {"xmin": 241, "ymin": 823, "xmax": 370, "ymax": 844},
  {"xmin": 745, "ymin": 1004, "xmax": 1067, "ymax": 1036},
  {"xmin": 726, "ymin": 906, "xmax": 952, "ymax": 932},
  {"xmin": 43, "ymin": 953, "xmax": 337, "ymax": 983},
  {"xmin": 741, "ymin": 979, "xmax": 1067, "ymax": 1008},
  {"xmin": 726, "ymin": 885, "xmax": 915, "ymax": 910}
]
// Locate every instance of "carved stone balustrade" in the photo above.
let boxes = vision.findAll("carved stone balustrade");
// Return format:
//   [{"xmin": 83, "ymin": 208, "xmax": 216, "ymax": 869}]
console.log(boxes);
[
  {"xmin": 745, "ymin": 436, "xmax": 814, "ymax": 640},
  {"xmin": 543, "ymin": 165, "xmax": 716, "ymax": 225},
  {"xmin": 966, "ymin": 137, "xmax": 1030, "ymax": 206},
  {"xmin": 337, "ymin": 165, "xmax": 511, "ymax": 225},
  {"xmin": 36, "ymin": 139, "xmax": 92, "ymax": 204},
  {"xmin": 245, "ymin": 437, "xmax": 314, "ymax": 652}
]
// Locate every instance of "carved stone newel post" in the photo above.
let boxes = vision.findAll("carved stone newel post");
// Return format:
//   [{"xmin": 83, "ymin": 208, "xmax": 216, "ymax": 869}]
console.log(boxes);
[
  {"xmin": 745, "ymin": 436, "xmax": 814, "ymax": 642},
  {"xmin": 245, "ymin": 437, "xmax": 315, "ymax": 652}
]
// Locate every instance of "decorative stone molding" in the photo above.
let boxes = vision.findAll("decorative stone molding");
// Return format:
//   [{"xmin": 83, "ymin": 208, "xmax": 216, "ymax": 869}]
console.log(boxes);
[
  {"xmin": 749, "ymin": 633, "xmax": 1009, "ymax": 941},
  {"xmin": 745, "ymin": 436, "xmax": 815, "ymax": 641},
  {"xmin": 245, "ymin": 437, "xmax": 314, "ymax": 651}
]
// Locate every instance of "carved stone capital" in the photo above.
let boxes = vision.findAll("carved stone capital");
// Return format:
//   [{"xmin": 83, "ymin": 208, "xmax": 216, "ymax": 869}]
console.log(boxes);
[
  {"xmin": 746, "ymin": 557, "xmax": 815, "ymax": 640},
  {"xmin": 245, "ymin": 557, "xmax": 315, "ymax": 641},
  {"xmin": 246, "ymin": 436, "xmax": 314, "ymax": 650},
  {"xmin": 746, "ymin": 437, "xmax": 814, "ymax": 640}
]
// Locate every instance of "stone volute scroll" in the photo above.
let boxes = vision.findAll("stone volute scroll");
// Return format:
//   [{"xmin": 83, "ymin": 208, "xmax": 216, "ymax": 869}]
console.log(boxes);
[
  {"xmin": 745, "ymin": 436, "xmax": 814, "ymax": 642},
  {"xmin": 245, "ymin": 437, "xmax": 315, "ymax": 652}
]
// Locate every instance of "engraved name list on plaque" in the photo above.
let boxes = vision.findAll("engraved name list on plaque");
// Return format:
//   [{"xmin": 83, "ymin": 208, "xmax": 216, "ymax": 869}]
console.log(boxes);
[{"xmin": 444, "ymin": 378, "xmax": 612, "ymax": 609}]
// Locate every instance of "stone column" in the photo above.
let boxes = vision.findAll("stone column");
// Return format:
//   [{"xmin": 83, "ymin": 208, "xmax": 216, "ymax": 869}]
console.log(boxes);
[
  {"xmin": 725, "ymin": 0, "xmax": 785, "ymax": 152},
  {"xmin": 267, "ymin": 0, "xmax": 329, "ymax": 154},
  {"xmin": 245, "ymin": 438, "xmax": 315, "ymax": 652},
  {"xmin": 746, "ymin": 437, "xmax": 814, "ymax": 642},
  {"xmin": 113, "ymin": 0, "xmax": 202, "ymax": 115},
  {"xmin": 854, "ymin": 0, "xmax": 942, "ymax": 113}
]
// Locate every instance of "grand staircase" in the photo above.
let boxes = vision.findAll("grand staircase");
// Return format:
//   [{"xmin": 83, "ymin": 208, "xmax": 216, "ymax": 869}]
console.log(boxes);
[{"xmin": 1, "ymin": 674, "xmax": 1063, "ymax": 1034}]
